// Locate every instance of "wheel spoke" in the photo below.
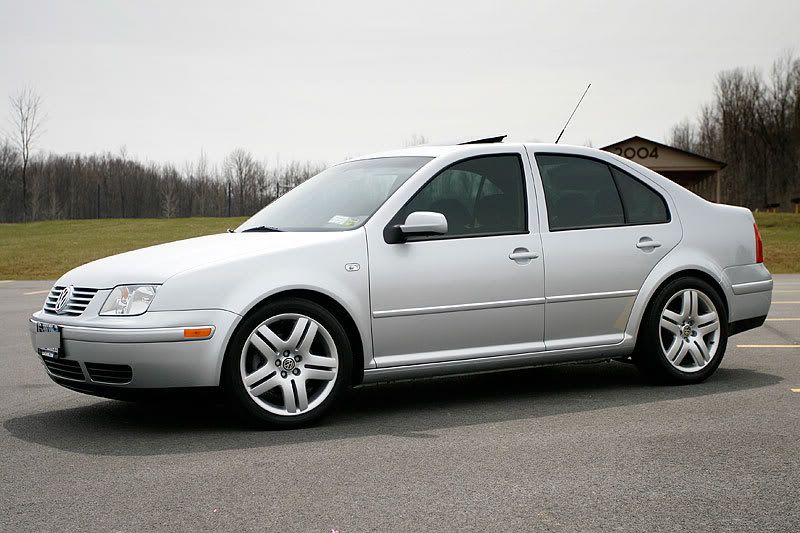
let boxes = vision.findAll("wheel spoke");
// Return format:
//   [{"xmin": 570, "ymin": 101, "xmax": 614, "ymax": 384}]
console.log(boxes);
[
  {"xmin": 281, "ymin": 381, "xmax": 297, "ymax": 413},
  {"xmin": 673, "ymin": 341, "xmax": 690, "ymax": 366},
  {"xmin": 257, "ymin": 325, "xmax": 285, "ymax": 351},
  {"xmin": 286, "ymin": 317, "xmax": 309, "ymax": 350},
  {"xmin": 244, "ymin": 364, "xmax": 273, "ymax": 387},
  {"xmin": 665, "ymin": 338, "xmax": 681, "ymax": 362},
  {"xmin": 660, "ymin": 317, "xmax": 682, "ymax": 335},
  {"xmin": 304, "ymin": 368, "xmax": 336, "ymax": 381},
  {"xmin": 686, "ymin": 342, "xmax": 705, "ymax": 367},
  {"xmin": 297, "ymin": 321, "xmax": 318, "ymax": 355},
  {"xmin": 662, "ymin": 309, "xmax": 683, "ymax": 323},
  {"xmin": 681, "ymin": 291, "xmax": 692, "ymax": 320},
  {"xmin": 250, "ymin": 373, "xmax": 282, "ymax": 397},
  {"xmin": 305, "ymin": 354, "xmax": 338, "ymax": 370},
  {"xmin": 249, "ymin": 333, "xmax": 277, "ymax": 359},
  {"xmin": 697, "ymin": 321, "xmax": 720, "ymax": 337},
  {"xmin": 693, "ymin": 338, "xmax": 711, "ymax": 363},
  {"xmin": 696, "ymin": 311, "xmax": 718, "ymax": 327},
  {"xmin": 690, "ymin": 290, "xmax": 700, "ymax": 320},
  {"xmin": 294, "ymin": 378, "xmax": 309, "ymax": 411}
]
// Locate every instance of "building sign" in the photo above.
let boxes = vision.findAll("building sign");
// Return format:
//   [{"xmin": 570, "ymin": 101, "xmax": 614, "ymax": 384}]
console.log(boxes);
[{"xmin": 606, "ymin": 144, "xmax": 659, "ymax": 161}]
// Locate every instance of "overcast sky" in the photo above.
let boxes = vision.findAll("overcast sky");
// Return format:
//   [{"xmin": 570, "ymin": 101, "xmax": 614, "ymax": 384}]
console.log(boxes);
[{"xmin": 1, "ymin": 0, "xmax": 798, "ymax": 166}]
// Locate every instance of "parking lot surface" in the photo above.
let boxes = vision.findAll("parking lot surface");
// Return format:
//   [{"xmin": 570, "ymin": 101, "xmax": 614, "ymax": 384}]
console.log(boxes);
[{"xmin": 1, "ymin": 277, "xmax": 799, "ymax": 532}]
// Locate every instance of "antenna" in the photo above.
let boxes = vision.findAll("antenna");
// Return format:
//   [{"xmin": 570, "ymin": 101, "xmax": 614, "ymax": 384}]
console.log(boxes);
[{"xmin": 554, "ymin": 83, "xmax": 591, "ymax": 144}]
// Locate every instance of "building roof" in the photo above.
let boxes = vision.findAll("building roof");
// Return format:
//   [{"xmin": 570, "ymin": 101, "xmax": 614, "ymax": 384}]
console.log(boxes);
[{"xmin": 601, "ymin": 135, "xmax": 726, "ymax": 170}]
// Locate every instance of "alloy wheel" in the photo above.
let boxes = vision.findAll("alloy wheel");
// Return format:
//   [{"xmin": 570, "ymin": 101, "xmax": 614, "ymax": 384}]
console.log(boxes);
[
  {"xmin": 239, "ymin": 313, "xmax": 339, "ymax": 416},
  {"xmin": 659, "ymin": 288, "xmax": 721, "ymax": 373}
]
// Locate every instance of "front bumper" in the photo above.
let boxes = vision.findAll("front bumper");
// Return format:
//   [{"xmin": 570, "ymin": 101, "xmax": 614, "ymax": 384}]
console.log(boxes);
[{"xmin": 30, "ymin": 309, "xmax": 240, "ymax": 388}]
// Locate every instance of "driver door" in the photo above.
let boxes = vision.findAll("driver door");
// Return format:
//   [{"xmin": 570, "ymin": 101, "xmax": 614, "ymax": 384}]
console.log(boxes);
[{"xmin": 366, "ymin": 152, "xmax": 546, "ymax": 368}]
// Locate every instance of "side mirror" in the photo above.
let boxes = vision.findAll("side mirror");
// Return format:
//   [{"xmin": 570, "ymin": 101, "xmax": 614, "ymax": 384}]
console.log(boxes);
[{"xmin": 398, "ymin": 211, "xmax": 448, "ymax": 237}]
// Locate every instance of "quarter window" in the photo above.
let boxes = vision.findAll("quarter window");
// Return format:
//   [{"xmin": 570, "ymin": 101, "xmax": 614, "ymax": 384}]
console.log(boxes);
[
  {"xmin": 397, "ymin": 154, "xmax": 527, "ymax": 238},
  {"xmin": 609, "ymin": 166, "xmax": 669, "ymax": 225},
  {"xmin": 535, "ymin": 154, "xmax": 669, "ymax": 231}
]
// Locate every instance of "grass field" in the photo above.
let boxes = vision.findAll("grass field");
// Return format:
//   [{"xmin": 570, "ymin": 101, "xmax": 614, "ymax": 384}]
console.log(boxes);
[
  {"xmin": 0, "ymin": 213, "xmax": 797, "ymax": 279},
  {"xmin": 0, "ymin": 217, "xmax": 246, "ymax": 280}
]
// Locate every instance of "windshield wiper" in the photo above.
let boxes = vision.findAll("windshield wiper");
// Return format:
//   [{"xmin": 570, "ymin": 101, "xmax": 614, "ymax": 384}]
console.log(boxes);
[{"xmin": 240, "ymin": 225, "xmax": 284, "ymax": 233}]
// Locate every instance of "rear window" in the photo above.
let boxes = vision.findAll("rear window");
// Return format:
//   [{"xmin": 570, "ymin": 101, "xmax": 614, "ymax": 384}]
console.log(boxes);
[{"xmin": 535, "ymin": 154, "xmax": 669, "ymax": 231}]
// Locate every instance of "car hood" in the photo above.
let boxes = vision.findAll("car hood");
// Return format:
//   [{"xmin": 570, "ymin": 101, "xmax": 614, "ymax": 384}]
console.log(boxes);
[{"xmin": 56, "ymin": 232, "xmax": 345, "ymax": 288}]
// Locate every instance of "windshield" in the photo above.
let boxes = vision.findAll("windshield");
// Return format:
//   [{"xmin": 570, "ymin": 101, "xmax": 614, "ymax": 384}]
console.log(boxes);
[{"xmin": 237, "ymin": 156, "xmax": 432, "ymax": 232}]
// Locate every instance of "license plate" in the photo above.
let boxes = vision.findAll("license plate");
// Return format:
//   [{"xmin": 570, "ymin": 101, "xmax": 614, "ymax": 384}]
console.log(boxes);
[{"xmin": 35, "ymin": 322, "xmax": 61, "ymax": 358}]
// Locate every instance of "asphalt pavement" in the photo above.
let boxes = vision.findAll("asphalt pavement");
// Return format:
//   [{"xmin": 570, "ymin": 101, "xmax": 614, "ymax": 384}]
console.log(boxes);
[{"xmin": 1, "ymin": 277, "xmax": 798, "ymax": 532}]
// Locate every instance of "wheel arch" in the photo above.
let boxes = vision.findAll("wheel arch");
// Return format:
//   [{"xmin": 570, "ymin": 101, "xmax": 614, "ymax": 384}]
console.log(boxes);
[
  {"xmin": 627, "ymin": 264, "xmax": 730, "ymax": 344},
  {"xmin": 231, "ymin": 289, "xmax": 366, "ymax": 386},
  {"xmin": 635, "ymin": 268, "xmax": 729, "ymax": 340}
]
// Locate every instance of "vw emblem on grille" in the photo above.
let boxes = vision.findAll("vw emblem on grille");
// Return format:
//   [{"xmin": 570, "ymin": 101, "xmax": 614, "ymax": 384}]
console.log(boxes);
[
  {"xmin": 54, "ymin": 285, "xmax": 74, "ymax": 315},
  {"xmin": 282, "ymin": 358, "xmax": 296, "ymax": 371}
]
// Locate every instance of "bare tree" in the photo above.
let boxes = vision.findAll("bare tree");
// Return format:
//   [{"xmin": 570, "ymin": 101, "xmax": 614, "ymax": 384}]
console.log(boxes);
[
  {"xmin": 403, "ymin": 134, "xmax": 428, "ymax": 147},
  {"xmin": 8, "ymin": 88, "xmax": 44, "ymax": 220}
]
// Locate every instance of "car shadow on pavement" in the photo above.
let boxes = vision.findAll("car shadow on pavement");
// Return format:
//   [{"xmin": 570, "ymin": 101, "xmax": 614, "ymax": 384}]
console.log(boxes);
[{"xmin": 3, "ymin": 362, "xmax": 781, "ymax": 456}]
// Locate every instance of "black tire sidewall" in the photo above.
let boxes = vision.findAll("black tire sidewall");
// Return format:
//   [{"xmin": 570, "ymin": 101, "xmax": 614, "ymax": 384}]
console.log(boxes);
[
  {"xmin": 636, "ymin": 277, "xmax": 728, "ymax": 384},
  {"xmin": 222, "ymin": 297, "xmax": 352, "ymax": 428}
]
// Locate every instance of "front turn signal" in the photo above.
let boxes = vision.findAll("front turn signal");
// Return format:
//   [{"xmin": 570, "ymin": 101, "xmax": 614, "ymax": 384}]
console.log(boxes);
[{"xmin": 183, "ymin": 327, "xmax": 213, "ymax": 339}]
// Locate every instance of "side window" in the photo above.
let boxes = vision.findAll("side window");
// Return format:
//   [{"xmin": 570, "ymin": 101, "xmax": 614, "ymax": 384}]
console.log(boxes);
[
  {"xmin": 535, "ymin": 154, "xmax": 670, "ymax": 231},
  {"xmin": 609, "ymin": 166, "xmax": 669, "ymax": 224},
  {"xmin": 398, "ymin": 154, "xmax": 526, "ymax": 237},
  {"xmin": 536, "ymin": 155, "xmax": 624, "ymax": 230}
]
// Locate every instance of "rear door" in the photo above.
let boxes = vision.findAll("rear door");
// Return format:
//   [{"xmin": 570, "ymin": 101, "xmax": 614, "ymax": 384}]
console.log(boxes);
[{"xmin": 529, "ymin": 151, "xmax": 681, "ymax": 350}]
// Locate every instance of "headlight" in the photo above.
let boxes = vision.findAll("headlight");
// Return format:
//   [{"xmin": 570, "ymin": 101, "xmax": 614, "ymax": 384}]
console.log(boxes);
[{"xmin": 100, "ymin": 285, "xmax": 159, "ymax": 316}]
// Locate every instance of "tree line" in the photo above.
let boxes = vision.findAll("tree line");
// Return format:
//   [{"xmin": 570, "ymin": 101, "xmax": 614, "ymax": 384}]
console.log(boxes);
[
  {"xmin": 0, "ymin": 89, "xmax": 324, "ymax": 223},
  {"xmin": 669, "ymin": 53, "xmax": 800, "ymax": 211}
]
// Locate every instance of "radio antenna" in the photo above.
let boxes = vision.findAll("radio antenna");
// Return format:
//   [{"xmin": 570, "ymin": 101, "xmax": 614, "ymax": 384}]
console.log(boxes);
[{"xmin": 554, "ymin": 83, "xmax": 591, "ymax": 144}]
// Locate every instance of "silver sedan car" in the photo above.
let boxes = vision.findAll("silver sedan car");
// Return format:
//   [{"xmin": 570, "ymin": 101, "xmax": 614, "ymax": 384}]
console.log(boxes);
[{"xmin": 30, "ymin": 141, "xmax": 773, "ymax": 427}]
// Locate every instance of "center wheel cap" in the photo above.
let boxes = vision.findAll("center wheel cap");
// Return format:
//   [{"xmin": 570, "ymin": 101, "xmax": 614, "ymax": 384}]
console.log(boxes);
[
  {"xmin": 681, "ymin": 324, "xmax": 692, "ymax": 338},
  {"xmin": 282, "ymin": 358, "xmax": 296, "ymax": 371}
]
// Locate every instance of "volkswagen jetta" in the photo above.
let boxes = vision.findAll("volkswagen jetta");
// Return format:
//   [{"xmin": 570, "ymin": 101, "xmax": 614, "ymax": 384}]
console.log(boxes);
[{"xmin": 30, "ymin": 141, "xmax": 773, "ymax": 427}]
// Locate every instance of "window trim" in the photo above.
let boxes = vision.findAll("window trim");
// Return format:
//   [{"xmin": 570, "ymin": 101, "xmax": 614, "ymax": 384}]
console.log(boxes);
[
  {"xmin": 383, "ymin": 153, "xmax": 530, "ymax": 244},
  {"xmin": 534, "ymin": 152, "xmax": 671, "ymax": 233}
]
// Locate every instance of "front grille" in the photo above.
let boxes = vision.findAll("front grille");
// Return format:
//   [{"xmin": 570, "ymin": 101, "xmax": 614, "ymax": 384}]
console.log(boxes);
[
  {"xmin": 85, "ymin": 362, "xmax": 133, "ymax": 384},
  {"xmin": 43, "ymin": 285, "xmax": 99, "ymax": 316},
  {"xmin": 42, "ymin": 358, "xmax": 85, "ymax": 381}
]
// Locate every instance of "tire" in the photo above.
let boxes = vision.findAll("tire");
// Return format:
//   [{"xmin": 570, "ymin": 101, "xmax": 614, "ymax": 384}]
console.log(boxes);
[
  {"xmin": 634, "ymin": 277, "xmax": 728, "ymax": 384},
  {"xmin": 222, "ymin": 297, "xmax": 352, "ymax": 428}
]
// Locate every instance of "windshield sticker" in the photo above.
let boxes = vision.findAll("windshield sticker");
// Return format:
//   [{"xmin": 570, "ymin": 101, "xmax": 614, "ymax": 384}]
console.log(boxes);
[{"xmin": 328, "ymin": 215, "xmax": 362, "ymax": 227}]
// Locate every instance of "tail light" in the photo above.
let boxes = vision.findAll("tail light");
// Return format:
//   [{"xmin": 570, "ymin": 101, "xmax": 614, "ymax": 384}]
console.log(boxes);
[{"xmin": 754, "ymin": 223, "xmax": 764, "ymax": 263}]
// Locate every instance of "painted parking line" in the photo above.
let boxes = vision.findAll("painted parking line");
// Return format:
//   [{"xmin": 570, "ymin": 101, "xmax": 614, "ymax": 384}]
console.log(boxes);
[
  {"xmin": 23, "ymin": 290, "xmax": 49, "ymax": 296},
  {"xmin": 765, "ymin": 318, "xmax": 800, "ymax": 321},
  {"xmin": 736, "ymin": 344, "xmax": 800, "ymax": 348},
  {"xmin": 792, "ymin": 388, "xmax": 800, "ymax": 393},
  {"xmin": 771, "ymin": 301, "xmax": 800, "ymax": 304},
  {"xmin": 774, "ymin": 290, "xmax": 800, "ymax": 293}
]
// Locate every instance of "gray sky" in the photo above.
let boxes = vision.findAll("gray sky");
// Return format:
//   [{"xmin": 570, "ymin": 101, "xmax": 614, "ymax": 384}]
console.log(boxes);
[{"xmin": 1, "ymin": 0, "xmax": 798, "ymax": 166}]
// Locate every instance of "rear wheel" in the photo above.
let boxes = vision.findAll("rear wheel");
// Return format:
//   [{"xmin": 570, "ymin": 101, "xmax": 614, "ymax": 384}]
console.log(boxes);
[
  {"xmin": 222, "ymin": 298, "xmax": 352, "ymax": 428},
  {"xmin": 634, "ymin": 277, "xmax": 728, "ymax": 384}
]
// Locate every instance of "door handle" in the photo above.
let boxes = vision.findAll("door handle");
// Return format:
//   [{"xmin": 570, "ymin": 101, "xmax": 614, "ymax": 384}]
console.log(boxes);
[
  {"xmin": 509, "ymin": 248, "xmax": 539, "ymax": 262},
  {"xmin": 636, "ymin": 237, "xmax": 662, "ymax": 250}
]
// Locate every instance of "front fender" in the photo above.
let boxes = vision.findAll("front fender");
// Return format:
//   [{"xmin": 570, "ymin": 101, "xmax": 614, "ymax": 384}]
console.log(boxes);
[{"xmin": 149, "ymin": 229, "xmax": 373, "ymax": 366}]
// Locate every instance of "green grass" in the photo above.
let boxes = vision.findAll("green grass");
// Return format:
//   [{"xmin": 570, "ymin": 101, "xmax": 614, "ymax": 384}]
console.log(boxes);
[
  {"xmin": 753, "ymin": 212, "xmax": 800, "ymax": 274},
  {"xmin": 0, "ymin": 217, "xmax": 246, "ymax": 279},
  {"xmin": 0, "ymin": 213, "xmax": 797, "ymax": 279}
]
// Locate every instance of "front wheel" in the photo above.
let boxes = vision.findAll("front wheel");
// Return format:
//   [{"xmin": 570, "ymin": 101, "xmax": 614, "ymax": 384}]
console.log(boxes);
[
  {"xmin": 222, "ymin": 298, "xmax": 352, "ymax": 428},
  {"xmin": 634, "ymin": 277, "xmax": 728, "ymax": 384}
]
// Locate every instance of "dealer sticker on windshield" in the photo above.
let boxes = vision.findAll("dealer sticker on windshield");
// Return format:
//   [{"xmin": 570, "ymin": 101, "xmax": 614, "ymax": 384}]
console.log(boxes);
[{"xmin": 327, "ymin": 215, "xmax": 362, "ymax": 227}]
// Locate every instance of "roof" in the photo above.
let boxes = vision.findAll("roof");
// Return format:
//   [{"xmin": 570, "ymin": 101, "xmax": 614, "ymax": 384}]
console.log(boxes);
[{"xmin": 601, "ymin": 135, "xmax": 726, "ymax": 169}]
